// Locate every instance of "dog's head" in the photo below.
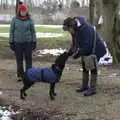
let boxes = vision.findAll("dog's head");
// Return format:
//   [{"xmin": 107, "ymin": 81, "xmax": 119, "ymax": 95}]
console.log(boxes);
[{"xmin": 54, "ymin": 51, "xmax": 70, "ymax": 71}]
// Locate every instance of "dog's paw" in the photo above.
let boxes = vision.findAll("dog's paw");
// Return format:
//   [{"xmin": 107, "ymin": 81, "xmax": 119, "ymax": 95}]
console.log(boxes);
[
  {"xmin": 50, "ymin": 96, "xmax": 55, "ymax": 101},
  {"xmin": 17, "ymin": 77, "xmax": 23, "ymax": 82},
  {"xmin": 20, "ymin": 96, "xmax": 26, "ymax": 100},
  {"xmin": 24, "ymin": 92, "xmax": 27, "ymax": 97},
  {"xmin": 49, "ymin": 91, "xmax": 56, "ymax": 100},
  {"xmin": 20, "ymin": 89, "xmax": 26, "ymax": 100},
  {"xmin": 53, "ymin": 92, "xmax": 57, "ymax": 96}
]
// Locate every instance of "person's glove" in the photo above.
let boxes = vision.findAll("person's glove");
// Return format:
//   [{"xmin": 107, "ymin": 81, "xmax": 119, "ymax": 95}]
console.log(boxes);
[
  {"xmin": 9, "ymin": 42, "xmax": 15, "ymax": 51},
  {"xmin": 32, "ymin": 42, "xmax": 36, "ymax": 50},
  {"xmin": 73, "ymin": 49, "xmax": 81, "ymax": 59}
]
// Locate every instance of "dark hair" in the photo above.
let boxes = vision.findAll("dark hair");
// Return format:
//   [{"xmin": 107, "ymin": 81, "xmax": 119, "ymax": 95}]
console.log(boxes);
[
  {"xmin": 63, "ymin": 17, "xmax": 76, "ymax": 26},
  {"xmin": 63, "ymin": 17, "xmax": 77, "ymax": 31},
  {"xmin": 19, "ymin": 1, "xmax": 23, "ymax": 4}
]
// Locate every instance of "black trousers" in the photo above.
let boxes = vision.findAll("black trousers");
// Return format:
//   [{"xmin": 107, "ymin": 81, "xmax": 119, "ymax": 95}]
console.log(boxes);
[{"xmin": 14, "ymin": 43, "xmax": 32, "ymax": 77}]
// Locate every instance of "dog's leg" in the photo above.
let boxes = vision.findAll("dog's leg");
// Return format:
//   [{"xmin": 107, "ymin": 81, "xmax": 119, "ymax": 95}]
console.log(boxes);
[
  {"xmin": 49, "ymin": 84, "xmax": 54, "ymax": 100},
  {"xmin": 20, "ymin": 88, "xmax": 25, "ymax": 100},
  {"xmin": 49, "ymin": 83, "xmax": 56, "ymax": 100},
  {"xmin": 51, "ymin": 83, "xmax": 57, "ymax": 96},
  {"xmin": 20, "ymin": 82, "xmax": 34, "ymax": 100}
]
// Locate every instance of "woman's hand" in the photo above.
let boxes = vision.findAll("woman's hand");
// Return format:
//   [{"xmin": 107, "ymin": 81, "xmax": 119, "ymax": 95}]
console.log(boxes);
[
  {"xmin": 32, "ymin": 42, "xmax": 36, "ymax": 50},
  {"xmin": 73, "ymin": 49, "xmax": 80, "ymax": 59},
  {"xmin": 10, "ymin": 43, "xmax": 15, "ymax": 51},
  {"xmin": 67, "ymin": 48, "xmax": 74, "ymax": 56}
]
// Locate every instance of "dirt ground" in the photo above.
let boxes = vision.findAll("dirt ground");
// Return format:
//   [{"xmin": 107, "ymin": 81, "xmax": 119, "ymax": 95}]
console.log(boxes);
[{"xmin": 0, "ymin": 57, "xmax": 120, "ymax": 120}]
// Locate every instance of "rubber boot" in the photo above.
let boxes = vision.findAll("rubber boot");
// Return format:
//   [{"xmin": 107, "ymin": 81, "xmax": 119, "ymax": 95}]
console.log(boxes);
[
  {"xmin": 76, "ymin": 70, "xmax": 89, "ymax": 92},
  {"xmin": 84, "ymin": 69, "xmax": 97, "ymax": 96}
]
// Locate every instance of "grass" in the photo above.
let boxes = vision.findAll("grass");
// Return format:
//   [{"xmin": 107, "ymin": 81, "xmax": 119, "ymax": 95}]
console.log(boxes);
[
  {"xmin": 25, "ymin": 64, "xmax": 120, "ymax": 119},
  {"xmin": 0, "ymin": 25, "xmax": 68, "ymax": 34},
  {"xmin": 0, "ymin": 26, "xmax": 66, "ymax": 33},
  {"xmin": 0, "ymin": 26, "xmax": 71, "ymax": 58},
  {"xmin": 0, "ymin": 37, "xmax": 71, "ymax": 59},
  {"xmin": 35, "ymin": 26, "xmax": 63, "ymax": 33},
  {"xmin": 1, "ymin": 59, "xmax": 120, "ymax": 119},
  {"xmin": 0, "ymin": 26, "xmax": 120, "ymax": 120},
  {"xmin": 0, "ymin": 27, "xmax": 10, "ymax": 33},
  {"xmin": 0, "ymin": 25, "xmax": 70, "ymax": 40}
]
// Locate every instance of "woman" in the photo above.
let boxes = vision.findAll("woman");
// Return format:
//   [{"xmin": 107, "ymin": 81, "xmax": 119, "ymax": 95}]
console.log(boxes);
[
  {"xmin": 9, "ymin": 2, "xmax": 36, "ymax": 81},
  {"xmin": 63, "ymin": 16, "xmax": 106, "ymax": 96}
]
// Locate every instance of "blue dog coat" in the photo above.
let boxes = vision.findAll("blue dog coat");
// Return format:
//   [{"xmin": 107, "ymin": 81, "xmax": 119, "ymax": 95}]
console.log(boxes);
[{"xmin": 27, "ymin": 67, "xmax": 58, "ymax": 83}]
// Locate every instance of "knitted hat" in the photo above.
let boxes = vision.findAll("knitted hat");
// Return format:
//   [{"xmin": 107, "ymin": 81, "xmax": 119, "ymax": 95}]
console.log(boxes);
[{"xmin": 19, "ymin": 3, "xmax": 28, "ymax": 12}]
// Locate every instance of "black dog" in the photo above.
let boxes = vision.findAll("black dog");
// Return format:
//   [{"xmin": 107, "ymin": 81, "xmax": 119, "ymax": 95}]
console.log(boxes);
[{"xmin": 20, "ymin": 51, "xmax": 70, "ymax": 100}]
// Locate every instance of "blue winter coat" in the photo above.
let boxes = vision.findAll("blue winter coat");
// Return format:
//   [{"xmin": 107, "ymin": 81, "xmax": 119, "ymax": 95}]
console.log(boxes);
[
  {"xmin": 27, "ymin": 67, "xmax": 58, "ymax": 83},
  {"xmin": 74, "ymin": 16, "xmax": 106, "ymax": 61}
]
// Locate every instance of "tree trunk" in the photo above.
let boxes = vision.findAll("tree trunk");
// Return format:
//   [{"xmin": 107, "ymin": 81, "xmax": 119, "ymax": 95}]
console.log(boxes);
[
  {"xmin": 112, "ymin": 3, "xmax": 120, "ymax": 62},
  {"xmin": 89, "ymin": 0, "xmax": 96, "ymax": 25},
  {"xmin": 94, "ymin": 0, "xmax": 120, "ymax": 63},
  {"xmin": 16, "ymin": 0, "xmax": 19, "ymax": 15},
  {"xmin": 103, "ymin": 1, "xmax": 120, "ymax": 63},
  {"xmin": 95, "ymin": 0, "xmax": 104, "ymax": 36}
]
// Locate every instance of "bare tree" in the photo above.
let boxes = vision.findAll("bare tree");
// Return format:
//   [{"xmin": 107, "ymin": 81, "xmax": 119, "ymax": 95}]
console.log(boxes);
[
  {"xmin": 89, "ymin": 0, "xmax": 96, "ymax": 25},
  {"xmin": 16, "ymin": 0, "xmax": 20, "ymax": 14},
  {"xmin": 71, "ymin": 0, "xmax": 80, "ymax": 8},
  {"xmin": 95, "ymin": 0, "xmax": 120, "ymax": 63},
  {"xmin": 58, "ymin": 0, "xmax": 63, "ymax": 10},
  {"xmin": 103, "ymin": 0, "xmax": 120, "ymax": 63},
  {"xmin": 6, "ymin": 0, "xmax": 8, "ymax": 8}
]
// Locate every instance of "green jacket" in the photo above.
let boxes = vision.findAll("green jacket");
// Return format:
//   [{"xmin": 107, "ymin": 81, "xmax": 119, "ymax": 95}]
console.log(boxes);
[{"xmin": 9, "ymin": 16, "xmax": 36, "ymax": 44}]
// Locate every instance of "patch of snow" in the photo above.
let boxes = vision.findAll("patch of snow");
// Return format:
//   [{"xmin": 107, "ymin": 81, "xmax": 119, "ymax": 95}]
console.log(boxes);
[
  {"xmin": 98, "ymin": 15, "xmax": 104, "ymax": 25},
  {"xmin": 0, "ymin": 33, "xmax": 8, "ymax": 38},
  {"xmin": 108, "ymin": 73, "xmax": 117, "ymax": 78},
  {"xmin": 0, "ymin": 32, "xmax": 63, "ymax": 38},
  {"xmin": 0, "ymin": 91, "xmax": 3, "ymax": 95},
  {"xmin": 36, "ymin": 48, "xmax": 66, "ymax": 56},
  {"xmin": 0, "ymin": 25, "xmax": 10, "ymax": 27},
  {"xmin": 36, "ymin": 46, "xmax": 113, "ymax": 66},
  {"xmin": 0, "ymin": 15, "xmax": 12, "ymax": 21},
  {"xmin": 35, "ymin": 25, "xmax": 62, "ymax": 28},
  {"xmin": 0, "ymin": 106, "xmax": 20, "ymax": 120},
  {"xmin": 0, "ymin": 24, "xmax": 62, "ymax": 28},
  {"xmin": 98, "ymin": 42, "xmax": 113, "ymax": 65},
  {"xmin": 36, "ymin": 32, "xmax": 63, "ymax": 38}
]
